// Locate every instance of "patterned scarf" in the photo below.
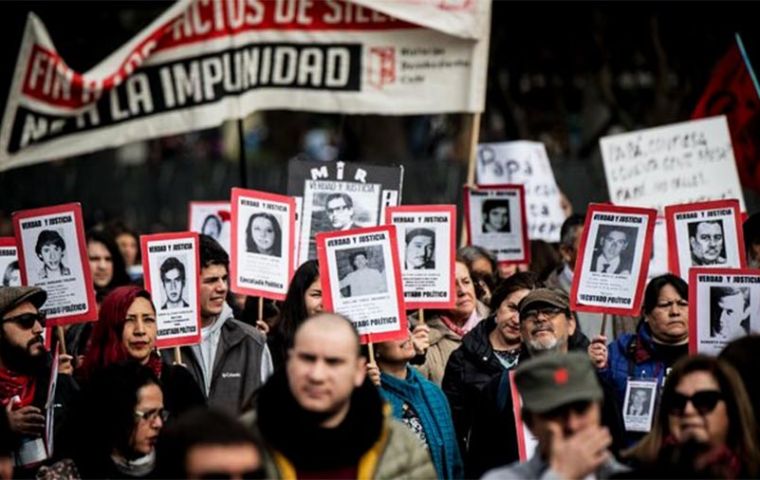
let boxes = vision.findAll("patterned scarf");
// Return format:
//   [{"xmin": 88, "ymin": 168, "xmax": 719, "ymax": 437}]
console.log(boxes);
[{"xmin": 0, "ymin": 365, "xmax": 35, "ymax": 408}]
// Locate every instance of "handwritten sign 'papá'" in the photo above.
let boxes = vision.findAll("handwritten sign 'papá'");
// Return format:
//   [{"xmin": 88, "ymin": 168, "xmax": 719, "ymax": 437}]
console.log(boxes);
[
  {"xmin": 600, "ymin": 116, "xmax": 745, "ymax": 213},
  {"xmin": 476, "ymin": 141, "xmax": 565, "ymax": 242}
]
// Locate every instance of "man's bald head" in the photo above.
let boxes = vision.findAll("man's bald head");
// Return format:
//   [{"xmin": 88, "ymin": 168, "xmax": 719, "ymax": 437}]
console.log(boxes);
[{"xmin": 294, "ymin": 313, "xmax": 361, "ymax": 357}]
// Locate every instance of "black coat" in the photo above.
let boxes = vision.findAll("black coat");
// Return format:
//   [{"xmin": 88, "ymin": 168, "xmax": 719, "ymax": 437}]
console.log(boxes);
[{"xmin": 442, "ymin": 316, "xmax": 511, "ymax": 452}]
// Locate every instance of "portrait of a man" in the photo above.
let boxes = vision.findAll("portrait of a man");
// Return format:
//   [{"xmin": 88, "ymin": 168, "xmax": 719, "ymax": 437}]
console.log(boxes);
[
  {"xmin": 324, "ymin": 193, "xmax": 358, "ymax": 232},
  {"xmin": 709, "ymin": 286, "xmax": 750, "ymax": 340},
  {"xmin": 338, "ymin": 249, "xmax": 387, "ymax": 297},
  {"xmin": 2, "ymin": 260, "xmax": 20, "ymax": 287},
  {"xmin": 689, "ymin": 220, "xmax": 727, "ymax": 266},
  {"xmin": 626, "ymin": 388, "xmax": 651, "ymax": 416},
  {"xmin": 160, "ymin": 256, "xmax": 189, "ymax": 309},
  {"xmin": 35, "ymin": 230, "xmax": 71, "ymax": 280},
  {"xmin": 481, "ymin": 199, "xmax": 511, "ymax": 233},
  {"xmin": 404, "ymin": 228, "xmax": 435, "ymax": 270},
  {"xmin": 591, "ymin": 225, "xmax": 635, "ymax": 275}
]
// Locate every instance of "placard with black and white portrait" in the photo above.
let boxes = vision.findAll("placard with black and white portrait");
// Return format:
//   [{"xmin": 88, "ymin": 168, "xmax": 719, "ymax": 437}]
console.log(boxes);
[
  {"xmin": 0, "ymin": 238, "xmax": 20, "ymax": 287},
  {"xmin": 465, "ymin": 185, "xmax": 530, "ymax": 264},
  {"xmin": 666, "ymin": 199, "xmax": 744, "ymax": 278},
  {"xmin": 690, "ymin": 268, "xmax": 760, "ymax": 356},
  {"xmin": 158, "ymin": 255, "xmax": 190, "ymax": 310},
  {"xmin": 623, "ymin": 379, "xmax": 658, "ymax": 432},
  {"xmin": 571, "ymin": 204, "xmax": 656, "ymax": 316},
  {"xmin": 13, "ymin": 203, "xmax": 97, "ymax": 326},
  {"xmin": 188, "ymin": 201, "xmax": 231, "ymax": 253},
  {"xmin": 335, "ymin": 246, "xmax": 387, "ymax": 298}
]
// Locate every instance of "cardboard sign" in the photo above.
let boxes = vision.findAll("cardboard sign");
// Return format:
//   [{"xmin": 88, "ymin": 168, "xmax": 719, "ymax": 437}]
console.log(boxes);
[
  {"xmin": 0, "ymin": 0, "xmax": 491, "ymax": 172},
  {"xmin": 288, "ymin": 159, "xmax": 403, "ymax": 264},
  {"xmin": 476, "ymin": 141, "xmax": 565, "ymax": 242},
  {"xmin": 385, "ymin": 205, "xmax": 456, "ymax": 309},
  {"xmin": 230, "ymin": 188, "xmax": 296, "ymax": 301},
  {"xmin": 601, "ymin": 116, "xmax": 746, "ymax": 212},
  {"xmin": 317, "ymin": 225, "xmax": 407, "ymax": 343},
  {"xmin": 510, "ymin": 371, "xmax": 538, "ymax": 462},
  {"xmin": 140, "ymin": 232, "xmax": 201, "ymax": 348},
  {"xmin": 0, "ymin": 237, "xmax": 20, "ymax": 287},
  {"xmin": 12, "ymin": 203, "xmax": 97, "ymax": 326},
  {"xmin": 464, "ymin": 185, "xmax": 530, "ymax": 264},
  {"xmin": 622, "ymin": 378, "xmax": 657, "ymax": 433},
  {"xmin": 571, "ymin": 204, "xmax": 656, "ymax": 316},
  {"xmin": 665, "ymin": 199, "xmax": 745, "ymax": 278},
  {"xmin": 188, "ymin": 201, "xmax": 231, "ymax": 253},
  {"xmin": 689, "ymin": 268, "xmax": 760, "ymax": 356}
]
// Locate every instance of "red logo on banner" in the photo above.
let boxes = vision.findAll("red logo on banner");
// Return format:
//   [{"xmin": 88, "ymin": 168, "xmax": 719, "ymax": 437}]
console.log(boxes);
[{"xmin": 368, "ymin": 47, "xmax": 396, "ymax": 89}]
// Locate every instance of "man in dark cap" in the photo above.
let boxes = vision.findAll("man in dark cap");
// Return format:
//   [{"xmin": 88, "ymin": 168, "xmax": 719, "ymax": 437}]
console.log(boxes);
[
  {"xmin": 482, "ymin": 352, "xmax": 629, "ymax": 479},
  {"xmin": 0, "ymin": 286, "xmax": 74, "ymax": 470}
]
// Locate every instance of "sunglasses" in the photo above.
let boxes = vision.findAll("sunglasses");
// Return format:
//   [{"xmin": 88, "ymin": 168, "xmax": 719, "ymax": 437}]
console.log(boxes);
[
  {"xmin": 667, "ymin": 390, "xmax": 723, "ymax": 416},
  {"xmin": 2, "ymin": 312, "xmax": 46, "ymax": 329}
]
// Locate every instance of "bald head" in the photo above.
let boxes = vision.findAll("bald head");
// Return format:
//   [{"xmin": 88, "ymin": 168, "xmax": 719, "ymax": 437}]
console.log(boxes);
[{"xmin": 287, "ymin": 312, "xmax": 366, "ymax": 427}]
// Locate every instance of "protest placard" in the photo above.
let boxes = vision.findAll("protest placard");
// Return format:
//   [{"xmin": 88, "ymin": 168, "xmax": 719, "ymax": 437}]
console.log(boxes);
[
  {"xmin": 288, "ymin": 159, "xmax": 403, "ymax": 264},
  {"xmin": 571, "ymin": 204, "xmax": 656, "ymax": 316},
  {"xmin": 230, "ymin": 188, "xmax": 295, "ymax": 301},
  {"xmin": 141, "ymin": 232, "xmax": 201, "ymax": 348},
  {"xmin": 385, "ymin": 205, "xmax": 456, "ymax": 309},
  {"xmin": 476, "ymin": 141, "xmax": 565, "ymax": 242},
  {"xmin": 13, "ymin": 203, "xmax": 96, "ymax": 325},
  {"xmin": 622, "ymin": 379, "xmax": 657, "ymax": 433},
  {"xmin": 0, "ymin": 237, "xmax": 20, "ymax": 287},
  {"xmin": 688, "ymin": 268, "xmax": 760, "ymax": 356},
  {"xmin": 464, "ymin": 185, "xmax": 530, "ymax": 264},
  {"xmin": 317, "ymin": 225, "xmax": 407, "ymax": 343},
  {"xmin": 188, "ymin": 201, "xmax": 231, "ymax": 253},
  {"xmin": 601, "ymin": 116, "xmax": 746, "ymax": 212},
  {"xmin": 510, "ymin": 371, "xmax": 538, "ymax": 462},
  {"xmin": 665, "ymin": 199, "xmax": 745, "ymax": 278}
]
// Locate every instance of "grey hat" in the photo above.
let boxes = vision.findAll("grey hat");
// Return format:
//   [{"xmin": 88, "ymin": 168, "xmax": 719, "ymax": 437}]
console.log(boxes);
[
  {"xmin": 518, "ymin": 288, "xmax": 569, "ymax": 317},
  {"xmin": 514, "ymin": 351, "xmax": 603, "ymax": 413},
  {"xmin": 0, "ymin": 286, "xmax": 47, "ymax": 318}
]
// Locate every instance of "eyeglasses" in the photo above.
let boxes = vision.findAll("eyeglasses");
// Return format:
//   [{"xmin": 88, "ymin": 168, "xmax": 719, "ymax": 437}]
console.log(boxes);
[
  {"xmin": 521, "ymin": 306, "xmax": 565, "ymax": 322},
  {"xmin": 655, "ymin": 300, "xmax": 688, "ymax": 310},
  {"xmin": 134, "ymin": 408, "xmax": 169, "ymax": 423},
  {"xmin": 667, "ymin": 390, "xmax": 723, "ymax": 416},
  {"xmin": 2, "ymin": 312, "xmax": 46, "ymax": 329},
  {"xmin": 326, "ymin": 204, "xmax": 348, "ymax": 214}
]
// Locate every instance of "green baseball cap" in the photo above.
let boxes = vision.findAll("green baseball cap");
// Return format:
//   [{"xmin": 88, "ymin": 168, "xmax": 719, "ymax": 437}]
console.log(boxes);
[
  {"xmin": 517, "ymin": 288, "xmax": 570, "ymax": 318},
  {"xmin": 514, "ymin": 351, "xmax": 603, "ymax": 413}
]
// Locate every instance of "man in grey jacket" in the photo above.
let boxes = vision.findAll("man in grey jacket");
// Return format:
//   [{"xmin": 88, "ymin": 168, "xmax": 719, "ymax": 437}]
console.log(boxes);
[
  {"xmin": 482, "ymin": 352, "xmax": 629, "ymax": 480},
  {"xmin": 165, "ymin": 235, "xmax": 272, "ymax": 415}
]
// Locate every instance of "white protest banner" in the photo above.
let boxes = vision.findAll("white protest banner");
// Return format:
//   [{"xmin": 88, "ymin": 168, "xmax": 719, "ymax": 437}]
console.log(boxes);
[
  {"xmin": 622, "ymin": 379, "xmax": 657, "ymax": 433},
  {"xmin": 665, "ymin": 199, "xmax": 745, "ymax": 278},
  {"xmin": 0, "ymin": 238, "xmax": 20, "ymax": 287},
  {"xmin": 140, "ymin": 232, "xmax": 201, "ymax": 348},
  {"xmin": 230, "ymin": 188, "xmax": 295, "ymax": 301},
  {"xmin": 188, "ymin": 201, "xmax": 231, "ymax": 253},
  {"xmin": 317, "ymin": 225, "xmax": 407, "ymax": 343},
  {"xmin": 601, "ymin": 116, "xmax": 746, "ymax": 212},
  {"xmin": 0, "ymin": 0, "xmax": 491, "ymax": 172},
  {"xmin": 476, "ymin": 141, "xmax": 565, "ymax": 242},
  {"xmin": 385, "ymin": 205, "xmax": 456, "ymax": 310},
  {"xmin": 571, "ymin": 204, "xmax": 657, "ymax": 316},
  {"xmin": 464, "ymin": 185, "xmax": 530, "ymax": 264},
  {"xmin": 13, "ymin": 203, "xmax": 97, "ymax": 326},
  {"xmin": 689, "ymin": 268, "xmax": 760, "ymax": 356}
]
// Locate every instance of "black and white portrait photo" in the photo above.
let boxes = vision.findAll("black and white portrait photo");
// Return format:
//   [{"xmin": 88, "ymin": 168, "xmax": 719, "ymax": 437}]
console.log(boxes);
[
  {"xmin": 622, "ymin": 379, "xmax": 657, "ymax": 432},
  {"xmin": 591, "ymin": 225, "xmax": 637, "ymax": 276},
  {"xmin": 245, "ymin": 212, "xmax": 282, "ymax": 257},
  {"xmin": 159, "ymin": 256, "xmax": 189, "ymax": 310},
  {"xmin": 35, "ymin": 229, "xmax": 71, "ymax": 280},
  {"xmin": 336, "ymin": 246, "xmax": 387, "ymax": 298},
  {"xmin": 404, "ymin": 228, "xmax": 435, "ymax": 270},
  {"xmin": 188, "ymin": 202, "xmax": 231, "ymax": 254},
  {"xmin": 481, "ymin": 199, "xmax": 511, "ymax": 233},
  {"xmin": 709, "ymin": 286, "xmax": 750, "ymax": 340},
  {"xmin": 2, "ymin": 260, "xmax": 20, "ymax": 287},
  {"xmin": 626, "ymin": 387, "xmax": 651, "ymax": 416},
  {"xmin": 688, "ymin": 220, "xmax": 727, "ymax": 266},
  {"xmin": 201, "ymin": 214, "xmax": 223, "ymax": 240}
]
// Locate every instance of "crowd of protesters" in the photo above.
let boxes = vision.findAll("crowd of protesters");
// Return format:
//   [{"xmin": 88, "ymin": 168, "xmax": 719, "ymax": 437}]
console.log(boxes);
[{"xmin": 2, "ymin": 209, "xmax": 760, "ymax": 480}]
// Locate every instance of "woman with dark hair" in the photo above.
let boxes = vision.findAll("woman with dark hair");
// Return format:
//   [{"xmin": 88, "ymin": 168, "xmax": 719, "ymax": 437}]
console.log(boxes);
[
  {"xmin": 52, "ymin": 362, "xmax": 167, "ymax": 478},
  {"xmin": 246, "ymin": 213, "xmax": 281, "ymax": 257},
  {"xmin": 442, "ymin": 272, "xmax": 540, "ymax": 452},
  {"xmin": 79, "ymin": 286, "xmax": 204, "ymax": 417},
  {"xmin": 86, "ymin": 229, "xmax": 131, "ymax": 296},
  {"xmin": 593, "ymin": 274, "xmax": 690, "ymax": 442},
  {"xmin": 268, "ymin": 260, "xmax": 322, "ymax": 372},
  {"xmin": 108, "ymin": 221, "xmax": 143, "ymax": 282},
  {"xmin": 623, "ymin": 355, "xmax": 760, "ymax": 478}
]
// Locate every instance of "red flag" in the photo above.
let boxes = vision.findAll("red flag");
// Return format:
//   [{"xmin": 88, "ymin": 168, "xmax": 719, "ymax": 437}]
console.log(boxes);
[{"xmin": 692, "ymin": 41, "xmax": 760, "ymax": 191}]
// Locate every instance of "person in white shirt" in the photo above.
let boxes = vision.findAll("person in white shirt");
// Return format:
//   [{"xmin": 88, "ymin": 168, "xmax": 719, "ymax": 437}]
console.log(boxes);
[{"xmin": 339, "ymin": 250, "xmax": 386, "ymax": 297}]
